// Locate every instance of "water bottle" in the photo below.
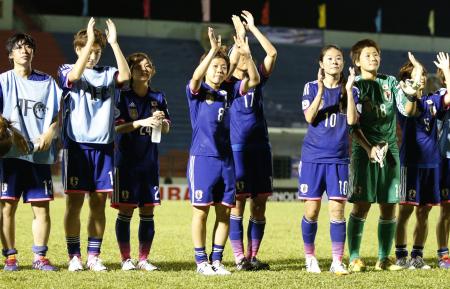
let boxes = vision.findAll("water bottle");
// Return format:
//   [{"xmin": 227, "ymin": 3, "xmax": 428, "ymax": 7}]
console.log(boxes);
[{"xmin": 151, "ymin": 110, "xmax": 162, "ymax": 143}]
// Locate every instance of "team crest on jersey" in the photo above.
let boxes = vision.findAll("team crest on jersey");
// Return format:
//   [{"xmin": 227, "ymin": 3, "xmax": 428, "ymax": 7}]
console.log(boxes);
[
  {"xmin": 205, "ymin": 92, "xmax": 215, "ymax": 105},
  {"xmin": 194, "ymin": 190, "xmax": 203, "ymax": 200},
  {"xmin": 408, "ymin": 189, "xmax": 416, "ymax": 200},
  {"xmin": 382, "ymin": 84, "xmax": 392, "ymax": 102},
  {"xmin": 69, "ymin": 177, "xmax": 79, "ymax": 188},
  {"xmin": 128, "ymin": 102, "xmax": 138, "ymax": 120},
  {"xmin": 236, "ymin": 181, "xmax": 245, "ymax": 192},
  {"xmin": 299, "ymin": 184, "xmax": 308, "ymax": 194},
  {"xmin": 121, "ymin": 190, "xmax": 130, "ymax": 200},
  {"xmin": 442, "ymin": 188, "xmax": 449, "ymax": 198},
  {"xmin": 302, "ymin": 100, "xmax": 310, "ymax": 110},
  {"xmin": 33, "ymin": 102, "xmax": 47, "ymax": 119}
]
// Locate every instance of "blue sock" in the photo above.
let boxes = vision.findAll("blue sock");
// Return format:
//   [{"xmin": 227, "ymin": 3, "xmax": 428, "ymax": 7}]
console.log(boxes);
[
  {"xmin": 301, "ymin": 216, "xmax": 318, "ymax": 257},
  {"xmin": 437, "ymin": 247, "xmax": 449, "ymax": 258},
  {"xmin": 411, "ymin": 245, "xmax": 423, "ymax": 258},
  {"xmin": 210, "ymin": 244, "xmax": 225, "ymax": 263},
  {"xmin": 194, "ymin": 247, "xmax": 207, "ymax": 264},
  {"xmin": 330, "ymin": 219, "xmax": 346, "ymax": 261},
  {"xmin": 395, "ymin": 244, "xmax": 408, "ymax": 259},
  {"xmin": 87, "ymin": 237, "xmax": 102, "ymax": 256},
  {"xmin": 116, "ymin": 214, "xmax": 132, "ymax": 260},
  {"xmin": 229, "ymin": 215, "xmax": 245, "ymax": 262},
  {"xmin": 66, "ymin": 236, "xmax": 81, "ymax": 258},
  {"xmin": 139, "ymin": 214, "xmax": 155, "ymax": 261}
]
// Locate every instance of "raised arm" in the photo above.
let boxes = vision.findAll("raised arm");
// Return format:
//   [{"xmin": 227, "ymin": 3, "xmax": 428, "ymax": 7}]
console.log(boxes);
[
  {"xmin": 345, "ymin": 67, "xmax": 358, "ymax": 125},
  {"xmin": 303, "ymin": 69, "xmax": 324, "ymax": 124},
  {"xmin": 434, "ymin": 52, "xmax": 450, "ymax": 106},
  {"xmin": 398, "ymin": 52, "xmax": 421, "ymax": 116},
  {"xmin": 67, "ymin": 17, "xmax": 96, "ymax": 83},
  {"xmin": 189, "ymin": 27, "xmax": 221, "ymax": 92},
  {"xmin": 106, "ymin": 19, "xmax": 131, "ymax": 86},
  {"xmin": 234, "ymin": 35, "xmax": 260, "ymax": 92},
  {"xmin": 241, "ymin": 10, "xmax": 277, "ymax": 74},
  {"xmin": 227, "ymin": 15, "xmax": 246, "ymax": 79}
]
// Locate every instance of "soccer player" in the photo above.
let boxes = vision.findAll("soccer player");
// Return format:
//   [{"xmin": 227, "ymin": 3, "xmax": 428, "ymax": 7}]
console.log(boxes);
[
  {"xmin": 435, "ymin": 52, "xmax": 450, "ymax": 269},
  {"xmin": 58, "ymin": 17, "xmax": 130, "ymax": 271},
  {"xmin": 112, "ymin": 52, "xmax": 170, "ymax": 271},
  {"xmin": 299, "ymin": 45, "xmax": 358, "ymax": 275},
  {"xmin": 394, "ymin": 53, "xmax": 450, "ymax": 270},
  {"xmin": 347, "ymin": 39, "xmax": 421, "ymax": 272},
  {"xmin": 0, "ymin": 33, "xmax": 61, "ymax": 271},
  {"xmin": 227, "ymin": 11, "xmax": 277, "ymax": 271},
  {"xmin": 187, "ymin": 27, "xmax": 259, "ymax": 275}
]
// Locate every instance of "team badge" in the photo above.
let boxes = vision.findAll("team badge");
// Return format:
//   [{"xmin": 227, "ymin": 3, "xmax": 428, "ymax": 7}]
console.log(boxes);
[
  {"xmin": 442, "ymin": 188, "xmax": 449, "ymax": 198},
  {"xmin": 194, "ymin": 190, "xmax": 203, "ymax": 201},
  {"xmin": 302, "ymin": 100, "xmax": 310, "ymax": 110},
  {"xmin": 121, "ymin": 190, "xmax": 130, "ymax": 200},
  {"xmin": 382, "ymin": 85, "xmax": 392, "ymax": 102},
  {"xmin": 408, "ymin": 189, "xmax": 416, "ymax": 200},
  {"xmin": 128, "ymin": 102, "xmax": 138, "ymax": 120},
  {"xmin": 299, "ymin": 184, "xmax": 308, "ymax": 194},
  {"xmin": 236, "ymin": 181, "xmax": 245, "ymax": 192},
  {"xmin": 69, "ymin": 177, "xmax": 79, "ymax": 188},
  {"xmin": 205, "ymin": 92, "xmax": 215, "ymax": 105},
  {"xmin": 33, "ymin": 102, "xmax": 47, "ymax": 119}
]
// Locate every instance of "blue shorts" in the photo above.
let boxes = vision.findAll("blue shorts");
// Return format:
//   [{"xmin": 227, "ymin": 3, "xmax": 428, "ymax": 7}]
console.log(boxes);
[
  {"xmin": 63, "ymin": 145, "xmax": 114, "ymax": 194},
  {"xmin": 298, "ymin": 161, "xmax": 348, "ymax": 201},
  {"xmin": 440, "ymin": 159, "xmax": 450, "ymax": 203},
  {"xmin": 0, "ymin": 158, "xmax": 53, "ymax": 203},
  {"xmin": 233, "ymin": 148, "xmax": 273, "ymax": 198},
  {"xmin": 187, "ymin": 155, "xmax": 236, "ymax": 207},
  {"xmin": 400, "ymin": 166, "xmax": 440, "ymax": 206},
  {"xmin": 111, "ymin": 166, "xmax": 160, "ymax": 208}
]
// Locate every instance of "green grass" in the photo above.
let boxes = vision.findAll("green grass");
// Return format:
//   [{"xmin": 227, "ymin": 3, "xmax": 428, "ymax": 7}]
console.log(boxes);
[{"xmin": 0, "ymin": 198, "xmax": 446, "ymax": 289}]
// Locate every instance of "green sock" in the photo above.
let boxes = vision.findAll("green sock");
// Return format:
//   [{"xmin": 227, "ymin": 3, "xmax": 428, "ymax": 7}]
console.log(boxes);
[
  {"xmin": 347, "ymin": 214, "xmax": 365, "ymax": 262},
  {"xmin": 378, "ymin": 218, "xmax": 397, "ymax": 260}
]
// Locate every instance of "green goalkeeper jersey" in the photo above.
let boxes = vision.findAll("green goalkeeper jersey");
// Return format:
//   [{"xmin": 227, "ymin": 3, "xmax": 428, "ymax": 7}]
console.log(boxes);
[{"xmin": 352, "ymin": 74, "xmax": 408, "ymax": 156}]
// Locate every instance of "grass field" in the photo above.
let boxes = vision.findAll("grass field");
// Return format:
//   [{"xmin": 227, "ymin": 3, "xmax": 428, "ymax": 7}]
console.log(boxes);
[{"xmin": 0, "ymin": 197, "xmax": 447, "ymax": 289}]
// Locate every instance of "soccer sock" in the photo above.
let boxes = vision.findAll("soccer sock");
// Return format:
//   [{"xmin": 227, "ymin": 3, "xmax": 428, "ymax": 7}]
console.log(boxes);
[
  {"xmin": 115, "ymin": 213, "xmax": 131, "ymax": 261},
  {"xmin": 229, "ymin": 214, "xmax": 245, "ymax": 263},
  {"xmin": 347, "ymin": 214, "xmax": 365, "ymax": 262},
  {"xmin": 2, "ymin": 248, "xmax": 17, "ymax": 258},
  {"xmin": 138, "ymin": 214, "xmax": 155, "ymax": 261},
  {"xmin": 411, "ymin": 245, "xmax": 424, "ymax": 258},
  {"xmin": 194, "ymin": 247, "xmax": 207, "ymax": 264},
  {"xmin": 330, "ymin": 219, "xmax": 346, "ymax": 262},
  {"xmin": 301, "ymin": 216, "xmax": 318, "ymax": 258},
  {"xmin": 66, "ymin": 236, "xmax": 81, "ymax": 259},
  {"xmin": 32, "ymin": 245, "xmax": 48, "ymax": 261},
  {"xmin": 378, "ymin": 218, "xmax": 396, "ymax": 260},
  {"xmin": 87, "ymin": 237, "xmax": 103, "ymax": 260},
  {"xmin": 437, "ymin": 247, "xmax": 449, "ymax": 259},
  {"xmin": 247, "ymin": 217, "xmax": 266, "ymax": 259},
  {"xmin": 395, "ymin": 244, "xmax": 408, "ymax": 259},
  {"xmin": 210, "ymin": 244, "xmax": 225, "ymax": 263}
]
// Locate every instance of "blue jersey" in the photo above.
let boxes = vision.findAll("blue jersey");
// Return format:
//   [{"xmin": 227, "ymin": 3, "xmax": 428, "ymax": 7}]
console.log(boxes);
[
  {"xmin": 186, "ymin": 81, "xmax": 236, "ymax": 157},
  {"xmin": 399, "ymin": 91, "xmax": 444, "ymax": 167},
  {"xmin": 58, "ymin": 64, "xmax": 118, "ymax": 146},
  {"xmin": 115, "ymin": 88, "xmax": 170, "ymax": 168},
  {"xmin": 230, "ymin": 65, "xmax": 270, "ymax": 150},
  {"xmin": 300, "ymin": 81, "xmax": 359, "ymax": 164}
]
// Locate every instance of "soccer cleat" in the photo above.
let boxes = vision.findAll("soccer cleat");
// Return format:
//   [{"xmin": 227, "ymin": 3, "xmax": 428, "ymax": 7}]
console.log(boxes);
[
  {"xmin": 249, "ymin": 257, "xmax": 270, "ymax": 270},
  {"xmin": 4, "ymin": 256, "xmax": 19, "ymax": 271},
  {"xmin": 235, "ymin": 258, "xmax": 252, "ymax": 271},
  {"xmin": 32, "ymin": 257, "xmax": 58, "ymax": 271},
  {"xmin": 68, "ymin": 256, "xmax": 83, "ymax": 272},
  {"xmin": 305, "ymin": 256, "xmax": 321, "ymax": 273},
  {"xmin": 395, "ymin": 257, "xmax": 410, "ymax": 269},
  {"xmin": 196, "ymin": 261, "xmax": 216, "ymax": 276},
  {"xmin": 212, "ymin": 260, "xmax": 231, "ymax": 275},
  {"xmin": 121, "ymin": 258, "xmax": 136, "ymax": 271},
  {"xmin": 137, "ymin": 260, "xmax": 159, "ymax": 271},
  {"xmin": 86, "ymin": 256, "xmax": 107, "ymax": 271},
  {"xmin": 329, "ymin": 260, "xmax": 349, "ymax": 275},
  {"xmin": 375, "ymin": 258, "xmax": 403, "ymax": 271},
  {"xmin": 408, "ymin": 256, "xmax": 431, "ymax": 270},
  {"xmin": 348, "ymin": 258, "xmax": 366, "ymax": 273},
  {"xmin": 438, "ymin": 255, "xmax": 450, "ymax": 269}
]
